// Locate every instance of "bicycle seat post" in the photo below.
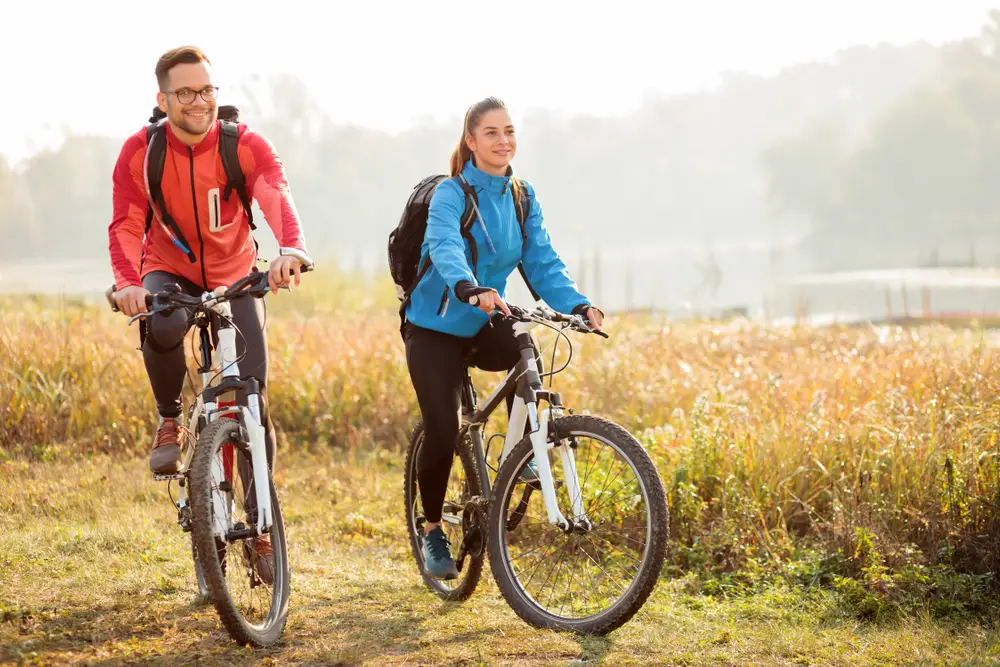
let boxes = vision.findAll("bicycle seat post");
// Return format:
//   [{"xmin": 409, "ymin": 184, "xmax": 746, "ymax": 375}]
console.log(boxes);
[{"xmin": 461, "ymin": 370, "xmax": 477, "ymax": 417}]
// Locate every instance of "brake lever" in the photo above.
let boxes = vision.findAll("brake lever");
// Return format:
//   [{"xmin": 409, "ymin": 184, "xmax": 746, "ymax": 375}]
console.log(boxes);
[{"xmin": 127, "ymin": 311, "xmax": 152, "ymax": 326}]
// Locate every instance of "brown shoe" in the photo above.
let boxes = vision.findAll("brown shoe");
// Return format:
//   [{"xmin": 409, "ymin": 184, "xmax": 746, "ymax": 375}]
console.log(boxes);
[
  {"xmin": 149, "ymin": 417, "xmax": 181, "ymax": 474},
  {"xmin": 247, "ymin": 535, "xmax": 275, "ymax": 585}
]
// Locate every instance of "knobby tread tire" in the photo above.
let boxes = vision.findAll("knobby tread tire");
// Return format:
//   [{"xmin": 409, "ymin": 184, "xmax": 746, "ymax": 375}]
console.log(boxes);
[
  {"xmin": 486, "ymin": 415, "xmax": 669, "ymax": 635},
  {"xmin": 404, "ymin": 421, "xmax": 485, "ymax": 601},
  {"xmin": 189, "ymin": 419, "xmax": 290, "ymax": 647}
]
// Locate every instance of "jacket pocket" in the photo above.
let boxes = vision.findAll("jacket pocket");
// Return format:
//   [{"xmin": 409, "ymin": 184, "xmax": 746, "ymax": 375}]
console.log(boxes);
[
  {"xmin": 207, "ymin": 188, "xmax": 223, "ymax": 232},
  {"xmin": 436, "ymin": 285, "xmax": 450, "ymax": 317}
]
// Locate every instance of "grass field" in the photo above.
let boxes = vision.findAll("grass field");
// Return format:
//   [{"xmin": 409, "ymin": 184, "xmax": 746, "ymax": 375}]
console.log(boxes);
[
  {"xmin": 3, "ymin": 451, "xmax": 999, "ymax": 666},
  {"xmin": 5, "ymin": 273, "xmax": 1000, "ymax": 664}
]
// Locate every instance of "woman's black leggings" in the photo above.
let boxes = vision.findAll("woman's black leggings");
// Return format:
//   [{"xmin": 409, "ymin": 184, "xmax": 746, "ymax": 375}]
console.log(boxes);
[{"xmin": 404, "ymin": 315, "xmax": 523, "ymax": 524}]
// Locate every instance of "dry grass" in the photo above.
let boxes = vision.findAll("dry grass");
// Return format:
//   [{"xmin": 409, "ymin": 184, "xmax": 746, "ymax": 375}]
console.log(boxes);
[
  {"xmin": 2, "ymin": 451, "xmax": 998, "ymax": 666},
  {"xmin": 5, "ymin": 273, "xmax": 1000, "ymax": 663}
]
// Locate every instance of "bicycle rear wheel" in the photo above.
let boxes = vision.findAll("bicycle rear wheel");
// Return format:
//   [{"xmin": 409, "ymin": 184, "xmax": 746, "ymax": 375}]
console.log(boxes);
[
  {"xmin": 486, "ymin": 415, "xmax": 668, "ymax": 635},
  {"xmin": 189, "ymin": 418, "xmax": 290, "ymax": 647},
  {"xmin": 404, "ymin": 421, "xmax": 485, "ymax": 601}
]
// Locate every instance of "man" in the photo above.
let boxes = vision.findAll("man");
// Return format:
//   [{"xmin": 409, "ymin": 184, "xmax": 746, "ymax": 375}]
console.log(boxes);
[{"xmin": 108, "ymin": 45, "xmax": 310, "ymax": 582}]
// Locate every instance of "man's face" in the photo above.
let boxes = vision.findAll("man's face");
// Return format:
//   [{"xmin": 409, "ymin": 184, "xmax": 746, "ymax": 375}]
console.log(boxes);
[{"xmin": 157, "ymin": 61, "xmax": 218, "ymax": 138}]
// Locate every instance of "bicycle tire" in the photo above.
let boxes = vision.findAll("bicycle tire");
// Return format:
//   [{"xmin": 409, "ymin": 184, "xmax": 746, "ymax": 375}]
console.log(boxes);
[
  {"xmin": 183, "ymin": 403, "xmax": 210, "ymax": 602},
  {"xmin": 404, "ymin": 421, "xmax": 485, "ymax": 601},
  {"xmin": 189, "ymin": 418, "xmax": 291, "ymax": 647},
  {"xmin": 191, "ymin": 536, "xmax": 211, "ymax": 601},
  {"xmin": 486, "ymin": 414, "xmax": 668, "ymax": 635}
]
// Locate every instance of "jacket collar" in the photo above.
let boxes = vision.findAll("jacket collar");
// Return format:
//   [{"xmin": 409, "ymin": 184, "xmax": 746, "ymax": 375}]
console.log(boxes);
[
  {"xmin": 165, "ymin": 119, "xmax": 220, "ymax": 156},
  {"xmin": 461, "ymin": 158, "xmax": 513, "ymax": 196}
]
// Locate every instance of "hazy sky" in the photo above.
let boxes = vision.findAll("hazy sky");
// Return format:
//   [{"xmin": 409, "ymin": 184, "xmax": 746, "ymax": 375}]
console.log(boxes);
[{"xmin": 1, "ymin": 0, "xmax": 996, "ymax": 163}]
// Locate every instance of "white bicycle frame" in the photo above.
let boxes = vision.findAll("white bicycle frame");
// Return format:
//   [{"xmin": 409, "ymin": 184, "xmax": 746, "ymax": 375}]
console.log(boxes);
[
  {"xmin": 198, "ymin": 289, "xmax": 274, "ymax": 539},
  {"xmin": 201, "ymin": 246, "xmax": 311, "ymax": 537},
  {"xmin": 472, "ymin": 313, "xmax": 589, "ymax": 533},
  {"xmin": 138, "ymin": 247, "xmax": 312, "ymax": 541}
]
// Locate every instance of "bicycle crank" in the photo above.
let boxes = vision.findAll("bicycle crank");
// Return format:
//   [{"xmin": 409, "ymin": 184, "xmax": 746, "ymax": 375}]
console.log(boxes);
[{"xmin": 455, "ymin": 496, "xmax": 486, "ymax": 570}]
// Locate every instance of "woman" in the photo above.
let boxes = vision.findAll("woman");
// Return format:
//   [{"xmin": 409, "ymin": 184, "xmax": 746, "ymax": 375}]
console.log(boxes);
[{"xmin": 403, "ymin": 97, "xmax": 605, "ymax": 579}]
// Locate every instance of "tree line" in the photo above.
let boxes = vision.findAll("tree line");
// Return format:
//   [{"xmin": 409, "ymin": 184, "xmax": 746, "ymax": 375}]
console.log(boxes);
[{"xmin": 2, "ymin": 12, "xmax": 998, "ymax": 282}]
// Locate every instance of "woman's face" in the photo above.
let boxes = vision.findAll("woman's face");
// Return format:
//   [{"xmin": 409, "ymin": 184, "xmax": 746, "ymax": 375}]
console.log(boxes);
[{"xmin": 466, "ymin": 109, "xmax": 516, "ymax": 175}]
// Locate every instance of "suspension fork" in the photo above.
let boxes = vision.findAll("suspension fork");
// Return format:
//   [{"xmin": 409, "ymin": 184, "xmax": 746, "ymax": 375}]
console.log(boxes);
[
  {"xmin": 507, "ymin": 329, "xmax": 582, "ymax": 532},
  {"xmin": 204, "ymin": 293, "xmax": 273, "ymax": 538}
]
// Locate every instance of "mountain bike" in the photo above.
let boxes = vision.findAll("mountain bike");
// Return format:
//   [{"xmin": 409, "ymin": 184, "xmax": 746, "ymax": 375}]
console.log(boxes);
[
  {"xmin": 106, "ymin": 247, "xmax": 313, "ymax": 647},
  {"xmin": 403, "ymin": 302, "xmax": 669, "ymax": 635}
]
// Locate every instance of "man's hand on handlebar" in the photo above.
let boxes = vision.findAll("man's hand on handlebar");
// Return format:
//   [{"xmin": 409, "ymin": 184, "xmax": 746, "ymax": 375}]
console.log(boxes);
[
  {"xmin": 114, "ymin": 285, "xmax": 150, "ymax": 318},
  {"xmin": 268, "ymin": 255, "xmax": 302, "ymax": 294}
]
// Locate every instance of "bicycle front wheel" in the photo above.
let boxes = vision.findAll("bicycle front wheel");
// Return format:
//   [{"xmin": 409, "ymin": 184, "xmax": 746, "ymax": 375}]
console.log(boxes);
[
  {"xmin": 189, "ymin": 418, "xmax": 290, "ymax": 647},
  {"xmin": 486, "ymin": 415, "xmax": 668, "ymax": 635},
  {"xmin": 182, "ymin": 402, "xmax": 210, "ymax": 602}
]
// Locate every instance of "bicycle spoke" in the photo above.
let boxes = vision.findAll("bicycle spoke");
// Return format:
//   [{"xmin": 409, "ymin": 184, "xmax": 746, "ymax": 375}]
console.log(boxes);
[{"xmin": 497, "ymin": 429, "xmax": 657, "ymax": 623}]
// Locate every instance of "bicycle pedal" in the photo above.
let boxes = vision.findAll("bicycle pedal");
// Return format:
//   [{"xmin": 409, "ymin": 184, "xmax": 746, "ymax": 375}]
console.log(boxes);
[{"xmin": 152, "ymin": 472, "xmax": 185, "ymax": 481}]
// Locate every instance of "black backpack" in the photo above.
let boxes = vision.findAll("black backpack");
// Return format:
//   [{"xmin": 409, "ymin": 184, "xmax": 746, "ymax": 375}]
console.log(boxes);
[
  {"xmin": 387, "ymin": 174, "xmax": 540, "ymax": 329},
  {"xmin": 142, "ymin": 104, "xmax": 255, "ymax": 266}
]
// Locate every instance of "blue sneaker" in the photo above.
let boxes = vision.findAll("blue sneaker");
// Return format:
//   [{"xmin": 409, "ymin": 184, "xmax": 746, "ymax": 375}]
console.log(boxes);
[
  {"xmin": 422, "ymin": 526, "xmax": 459, "ymax": 580},
  {"xmin": 519, "ymin": 458, "xmax": 539, "ymax": 483}
]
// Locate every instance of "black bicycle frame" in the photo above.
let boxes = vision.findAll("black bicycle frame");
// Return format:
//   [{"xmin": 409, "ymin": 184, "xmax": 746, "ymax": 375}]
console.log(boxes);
[{"xmin": 460, "ymin": 329, "xmax": 564, "ymax": 498}]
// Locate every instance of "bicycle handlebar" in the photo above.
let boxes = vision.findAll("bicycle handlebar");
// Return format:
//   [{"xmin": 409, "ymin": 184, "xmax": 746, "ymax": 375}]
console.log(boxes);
[
  {"xmin": 106, "ymin": 248, "xmax": 316, "ymax": 317},
  {"xmin": 472, "ymin": 297, "xmax": 609, "ymax": 338}
]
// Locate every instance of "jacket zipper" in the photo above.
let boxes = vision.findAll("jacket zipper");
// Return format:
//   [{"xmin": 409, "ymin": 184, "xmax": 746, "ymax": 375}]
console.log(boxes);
[
  {"xmin": 436, "ymin": 285, "xmax": 450, "ymax": 317},
  {"xmin": 470, "ymin": 197, "xmax": 496, "ymax": 255},
  {"xmin": 188, "ymin": 147, "xmax": 208, "ymax": 289}
]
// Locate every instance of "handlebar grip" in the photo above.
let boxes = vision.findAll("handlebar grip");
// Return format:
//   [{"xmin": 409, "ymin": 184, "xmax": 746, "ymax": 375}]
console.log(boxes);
[
  {"xmin": 105, "ymin": 285, "xmax": 119, "ymax": 312},
  {"xmin": 107, "ymin": 284, "xmax": 157, "ymax": 313}
]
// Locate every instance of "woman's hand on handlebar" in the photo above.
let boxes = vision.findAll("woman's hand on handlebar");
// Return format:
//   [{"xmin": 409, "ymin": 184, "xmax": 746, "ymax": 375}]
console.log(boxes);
[
  {"xmin": 470, "ymin": 290, "xmax": 512, "ymax": 318},
  {"xmin": 584, "ymin": 307, "xmax": 605, "ymax": 334},
  {"xmin": 456, "ymin": 282, "xmax": 512, "ymax": 318}
]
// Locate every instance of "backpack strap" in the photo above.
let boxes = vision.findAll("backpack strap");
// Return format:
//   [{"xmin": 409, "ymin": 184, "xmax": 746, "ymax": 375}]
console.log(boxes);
[
  {"xmin": 218, "ymin": 120, "xmax": 256, "ymax": 230},
  {"xmin": 512, "ymin": 178, "xmax": 542, "ymax": 302},
  {"xmin": 455, "ymin": 175, "xmax": 480, "ymax": 282},
  {"xmin": 143, "ymin": 123, "xmax": 158, "ymax": 237},
  {"xmin": 513, "ymin": 178, "xmax": 530, "ymax": 241},
  {"xmin": 143, "ymin": 120, "xmax": 197, "ymax": 264}
]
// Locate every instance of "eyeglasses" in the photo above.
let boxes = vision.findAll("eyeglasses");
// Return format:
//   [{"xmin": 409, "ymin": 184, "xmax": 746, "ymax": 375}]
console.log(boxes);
[{"xmin": 163, "ymin": 86, "xmax": 219, "ymax": 104}]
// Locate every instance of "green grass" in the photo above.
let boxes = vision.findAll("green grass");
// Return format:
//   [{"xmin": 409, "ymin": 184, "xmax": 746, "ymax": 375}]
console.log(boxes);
[
  {"xmin": 7, "ymin": 272, "xmax": 1000, "ymax": 663},
  {"xmin": 3, "ymin": 451, "xmax": 999, "ymax": 666}
]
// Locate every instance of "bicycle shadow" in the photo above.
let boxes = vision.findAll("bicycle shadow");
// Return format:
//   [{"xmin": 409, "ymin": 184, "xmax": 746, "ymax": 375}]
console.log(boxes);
[
  {"xmin": 2, "ymin": 597, "xmax": 217, "ymax": 666},
  {"xmin": 299, "ymin": 586, "xmax": 617, "ymax": 666},
  {"xmin": 5, "ymin": 584, "xmax": 615, "ymax": 665},
  {"xmin": 288, "ymin": 586, "xmax": 509, "ymax": 664}
]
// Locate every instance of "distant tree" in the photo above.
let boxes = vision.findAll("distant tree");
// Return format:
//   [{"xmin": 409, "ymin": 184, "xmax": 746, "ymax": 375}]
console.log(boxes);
[
  {"xmin": 760, "ymin": 10, "xmax": 1000, "ymax": 270},
  {"xmin": 0, "ymin": 156, "xmax": 38, "ymax": 256}
]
